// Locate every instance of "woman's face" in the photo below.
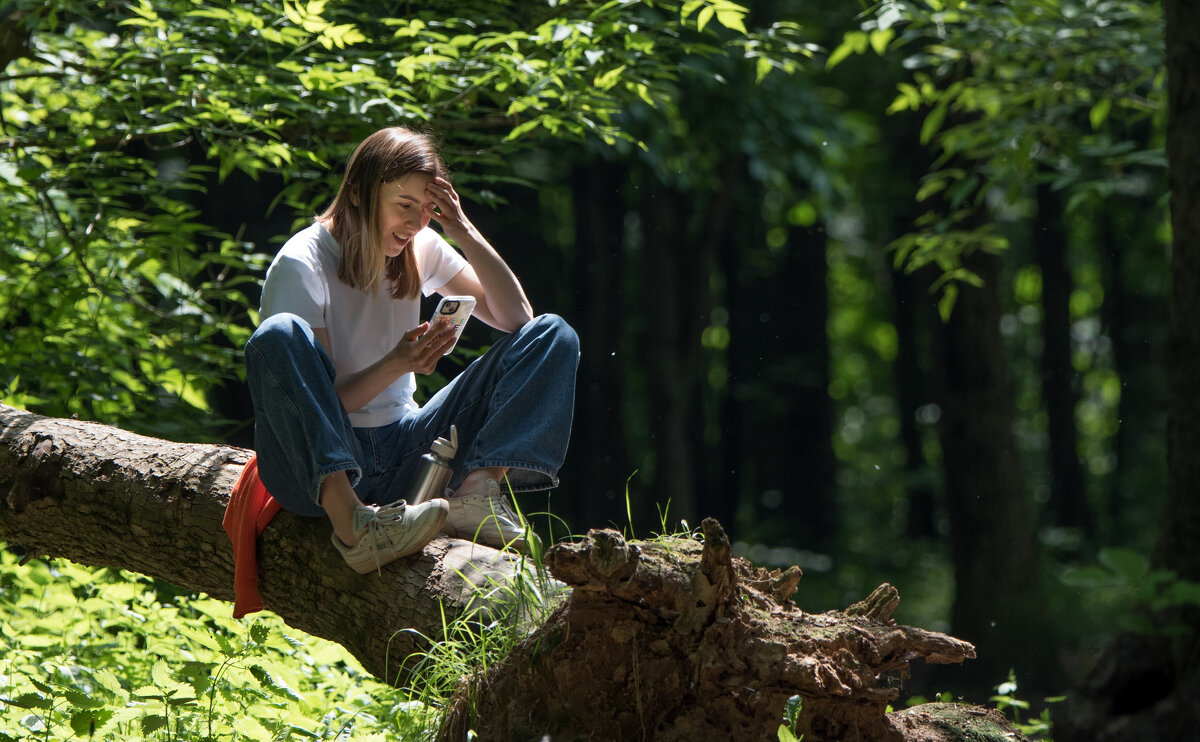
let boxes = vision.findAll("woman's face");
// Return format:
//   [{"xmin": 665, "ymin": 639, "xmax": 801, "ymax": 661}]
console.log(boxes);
[{"xmin": 374, "ymin": 172, "xmax": 434, "ymax": 257}]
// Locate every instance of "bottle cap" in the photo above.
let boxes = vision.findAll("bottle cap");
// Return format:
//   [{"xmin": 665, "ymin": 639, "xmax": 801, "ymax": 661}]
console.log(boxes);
[{"xmin": 431, "ymin": 425, "xmax": 458, "ymax": 459}]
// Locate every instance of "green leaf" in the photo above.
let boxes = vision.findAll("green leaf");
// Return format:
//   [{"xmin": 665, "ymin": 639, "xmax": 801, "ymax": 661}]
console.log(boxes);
[
  {"xmin": 70, "ymin": 709, "xmax": 114, "ymax": 737},
  {"xmin": 249, "ymin": 621, "xmax": 272, "ymax": 645},
  {"xmin": 920, "ymin": 102, "xmax": 948, "ymax": 145},
  {"xmin": 1060, "ymin": 565, "xmax": 1117, "ymax": 589},
  {"xmin": 826, "ymin": 31, "xmax": 868, "ymax": 70},
  {"xmin": 62, "ymin": 689, "xmax": 106, "ymax": 709},
  {"xmin": 869, "ymin": 28, "xmax": 894, "ymax": 55},
  {"xmin": 1089, "ymin": 98, "xmax": 1112, "ymax": 130},
  {"xmin": 937, "ymin": 284, "xmax": 958, "ymax": 323},
  {"xmin": 91, "ymin": 668, "xmax": 125, "ymax": 695},
  {"xmin": 715, "ymin": 3, "xmax": 748, "ymax": 33},
  {"xmin": 140, "ymin": 714, "xmax": 169, "ymax": 734},
  {"xmin": 1098, "ymin": 547, "xmax": 1149, "ymax": 584},
  {"xmin": 8, "ymin": 692, "xmax": 51, "ymax": 710},
  {"xmin": 131, "ymin": 685, "xmax": 163, "ymax": 700},
  {"xmin": 150, "ymin": 659, "xmax": 175, "ymax": 689},
  {"xmin": 594, "ymin": 65, "xmax": 627, "ymax": 90},
  {"xmin": 755, "ymin": 56, "xmax": 773, "ymax": 83}
]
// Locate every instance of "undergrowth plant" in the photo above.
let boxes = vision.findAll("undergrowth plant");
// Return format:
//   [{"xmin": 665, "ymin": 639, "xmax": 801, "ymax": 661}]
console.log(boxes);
[
  {"xmin": 396, "ymin": 480, "xmax": 572, "ymax": 738},
  {"xmin": 990, "ymin": 670, "xmax": 1061, "ymax": 741},
  {"xmin": 393, "ymin": 482, "xmax": 702, "ymax": 737},
  {"xmin": 0, "ymin": 544, "xmax": 424, "ymax": 741}
]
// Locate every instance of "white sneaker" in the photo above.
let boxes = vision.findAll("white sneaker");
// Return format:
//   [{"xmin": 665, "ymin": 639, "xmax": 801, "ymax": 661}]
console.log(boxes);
[
  {"xmin": 443, "ymin": 479, "xmax": 540, "ymax": 553},
  {"xmin": 332, "ymin": 498, "xmax": 449, "ymax": 574}
]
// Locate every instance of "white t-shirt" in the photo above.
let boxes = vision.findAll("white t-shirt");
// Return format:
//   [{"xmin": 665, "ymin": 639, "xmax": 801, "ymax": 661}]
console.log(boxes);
[{"xmin": 260, "ymin": 221, "xmax": 467, "ymax": 427}]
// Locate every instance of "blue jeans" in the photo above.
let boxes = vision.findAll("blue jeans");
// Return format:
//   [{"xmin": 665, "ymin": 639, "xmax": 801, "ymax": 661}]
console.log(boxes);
[{"xmin": 245, "ymin": 313, "xmax": 579, "ymax": 517}]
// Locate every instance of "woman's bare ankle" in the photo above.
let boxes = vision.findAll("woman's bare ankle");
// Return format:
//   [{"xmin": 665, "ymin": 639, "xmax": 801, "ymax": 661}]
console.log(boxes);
[
  {"xmin": 454, "ymin": 467, "xmax": 508, "ymax": 498},
  {"xmin": 320, "ymin": 471, "xmax": 365, "ymax": 546}
]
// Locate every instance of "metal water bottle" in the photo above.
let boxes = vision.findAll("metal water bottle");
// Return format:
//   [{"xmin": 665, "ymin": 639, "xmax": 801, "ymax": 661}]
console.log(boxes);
[{"xmin": 408, "ymin": 425, "xmax": 458, "ymax": 505}]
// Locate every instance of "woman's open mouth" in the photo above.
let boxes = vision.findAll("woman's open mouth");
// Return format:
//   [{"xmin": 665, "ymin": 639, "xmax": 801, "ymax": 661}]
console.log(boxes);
[{"xmin": 390, "ymin": 232, "xmax": 411, "ymax": 252}]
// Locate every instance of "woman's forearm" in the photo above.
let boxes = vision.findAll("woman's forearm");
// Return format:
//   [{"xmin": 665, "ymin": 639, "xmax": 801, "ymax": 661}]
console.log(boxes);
[
  {"xmin": 333, "ymin": 355, "xmax": 407, "ymax": 413},
  {"xmin": 454, "ymin": 226, "xmax": 534, "ymax": 332},
  {"xmin": 314, "ymin": 324, "xmax": 454, "ymax": 414}
]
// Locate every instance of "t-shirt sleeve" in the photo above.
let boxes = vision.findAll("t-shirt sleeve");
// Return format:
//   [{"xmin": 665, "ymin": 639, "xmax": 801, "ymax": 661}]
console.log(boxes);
[
  {"xmin": 417, "ymin": 228, "xmax": 469, "ymax": 297},
  {"xmin": 260, "ymin": 254, "xmax": 327, "ymax": 328}
]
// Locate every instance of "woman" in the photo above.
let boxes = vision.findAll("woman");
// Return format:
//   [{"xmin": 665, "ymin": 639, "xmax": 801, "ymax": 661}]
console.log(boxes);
[{"xmin": 244, "ymin": 127, "xmax": 578, "ymax": 574}]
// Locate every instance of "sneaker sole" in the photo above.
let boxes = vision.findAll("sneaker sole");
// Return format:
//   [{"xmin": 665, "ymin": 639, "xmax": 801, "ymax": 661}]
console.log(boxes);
[{"xmin": 441, "ymin": 522, "xmax": 538, "ymax": 555}]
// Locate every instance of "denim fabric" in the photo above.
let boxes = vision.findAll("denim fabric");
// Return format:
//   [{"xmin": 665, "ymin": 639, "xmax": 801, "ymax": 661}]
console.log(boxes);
[{"xmin": 244, "ymin": 312, "xmax": 579, "ymax": 517}]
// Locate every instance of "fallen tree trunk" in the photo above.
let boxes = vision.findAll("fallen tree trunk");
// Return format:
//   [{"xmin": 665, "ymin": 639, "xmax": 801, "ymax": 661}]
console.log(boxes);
[
  {"xmin": 0, "ymin": 403, "xmax": 526, "ymax": 683},
  {"xmin": 2, "ymin": 404, "xmax": 1026, "ymax": 741}
]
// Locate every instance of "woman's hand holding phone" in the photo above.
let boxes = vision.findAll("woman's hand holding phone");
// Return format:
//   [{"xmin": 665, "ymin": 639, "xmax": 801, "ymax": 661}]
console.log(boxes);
[
  {"xmin": 392, "ymin": 320, "xmax": 457, "ymax": 375},
  {"xmin": 430, "ymin": 296, "xmax": 476, "ymax": 355}
]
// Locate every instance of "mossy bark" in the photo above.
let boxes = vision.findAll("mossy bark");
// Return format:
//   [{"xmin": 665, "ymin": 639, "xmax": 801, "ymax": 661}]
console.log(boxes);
[{"xmin": 440, "ymin": 521, "xmax": 1026, "ymax": 742}]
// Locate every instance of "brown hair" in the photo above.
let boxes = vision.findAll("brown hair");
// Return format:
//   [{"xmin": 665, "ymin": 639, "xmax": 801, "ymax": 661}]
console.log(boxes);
[{"xmin": 319, "ymin": 127, "xmax": 449, "ymax": 299}]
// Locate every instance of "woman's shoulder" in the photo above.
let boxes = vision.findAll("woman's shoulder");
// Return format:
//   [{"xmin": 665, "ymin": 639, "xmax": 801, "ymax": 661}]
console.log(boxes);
[
  {"xmin": 279, "ymin": 221, "xmax": 337, "ymax": 260},
  {"xmin": 270, "ymin": 222, "xmax": 341, "ymax": 280}
]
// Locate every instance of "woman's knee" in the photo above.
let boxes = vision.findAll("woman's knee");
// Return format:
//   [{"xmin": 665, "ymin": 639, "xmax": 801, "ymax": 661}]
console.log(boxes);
[
  {"xmin": 246, "ymin": 313, "xmax": 314, "ymax": 358},
  {"xmin": 528, "ymin": 313, "xmax": 580, "ymax": 357}
]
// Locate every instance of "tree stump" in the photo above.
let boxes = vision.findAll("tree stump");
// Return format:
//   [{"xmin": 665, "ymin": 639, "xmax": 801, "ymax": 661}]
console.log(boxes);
[{"xmin": 441, "ymin": 521, "xmax": 1022, "ymax": 742}]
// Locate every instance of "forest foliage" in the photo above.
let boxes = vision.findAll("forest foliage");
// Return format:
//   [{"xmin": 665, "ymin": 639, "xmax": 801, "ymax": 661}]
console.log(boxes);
[
  {"xmin": 0, "ymin": 0, "xmax": 798, "ymax": 437},
  {"xmin": 0, "ymin": 0, "xmax": 1187, "ymax": 729}
]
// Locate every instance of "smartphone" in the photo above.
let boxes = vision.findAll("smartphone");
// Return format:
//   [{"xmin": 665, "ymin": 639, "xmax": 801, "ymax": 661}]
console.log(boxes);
[{"xmin": 430, "ymin": 295, "xmax": 476, "ymax": 355}]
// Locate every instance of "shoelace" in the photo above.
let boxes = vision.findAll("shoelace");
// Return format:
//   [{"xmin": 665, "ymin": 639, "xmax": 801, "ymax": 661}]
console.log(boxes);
[
  {"xmin": 364, "ymin": 502, "xmax": 408, "ymax": 576},
  {"xmin": 363, "ymin": 519, "xmax": 390, "ymax": 576}
]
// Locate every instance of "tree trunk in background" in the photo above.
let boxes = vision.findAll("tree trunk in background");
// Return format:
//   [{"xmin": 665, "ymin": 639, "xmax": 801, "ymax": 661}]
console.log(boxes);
[
  {"xmin": 730, "ymin": 222, "xmax": 835, "ymax": 554},
  {"xmin": 932, "ymin": 252, "xmax": 1045, "ymax": 695},
  {"xmin": 1155, "ymin": 0, "xmax": 1200, "ymax": 680},
  {"xmin": 877, "ymin": 109, "xmax": 941, "ymax": 543},
  {"xmin": 892, "ymin": 266, "xmax": 938, "ymax": 540},
  {"xmin": 641, "ymin": 180, "xmax": 707, "ymax": 528},
  {"xmin": 566, "ymin": 161, "xmax": 631, "ymax": 533},
  {"xmin": 691, "ymin": 158, "xmax": 747, "ymax": 536},
  {"xmin": 1155, "ymin": 0, "xmax": 1200, "ymax": 712},
  {"xmin": 1058, "ymin": 1, "xmax": 1200, "ymax": 736},
  {"xmin": 1098, "ymin": 201, "xmax": 1168, "ymax": 546},
  {"xmin": 1034, "ymin": 181, "xmax": 1092, "ymax": 539}
]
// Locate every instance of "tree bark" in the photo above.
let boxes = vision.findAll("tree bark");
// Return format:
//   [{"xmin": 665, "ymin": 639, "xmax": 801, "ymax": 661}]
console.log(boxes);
[
  {"xmin": 931, "ymin": 251, "xmax": 1046, "ymax": 694},
  {"xmin": 0, "ymin": 403, "xmax": 528, "ymax": 685},
  {"xmin": 1035, "ymin": 180, "xmax": 1092, "ymax": 538},
  {"xmin": 441, "ymin": 519, "xmax": 1022, "ymax": 742}
]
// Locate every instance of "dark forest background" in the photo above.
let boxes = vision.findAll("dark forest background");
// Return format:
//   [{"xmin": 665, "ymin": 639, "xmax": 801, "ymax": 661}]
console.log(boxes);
[{"xmin": 3, "ymin": 0, "xmax": 1194, "ymax": 719}]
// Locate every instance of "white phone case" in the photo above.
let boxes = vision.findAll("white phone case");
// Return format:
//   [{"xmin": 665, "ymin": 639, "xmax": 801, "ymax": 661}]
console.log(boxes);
[{"xmin": 432, "ymin": 295, "xmax": 476, "ymax": 354}]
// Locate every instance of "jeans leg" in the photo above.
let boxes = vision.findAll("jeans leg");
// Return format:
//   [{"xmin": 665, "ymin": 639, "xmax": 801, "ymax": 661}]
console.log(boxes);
[
  {"xmin": 368, "ymin": 314, "xmax": 579, "ymax": 500},
  {"xmin": 245, "ymin": 313, "xmax": 361, "ymax": 517}
]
